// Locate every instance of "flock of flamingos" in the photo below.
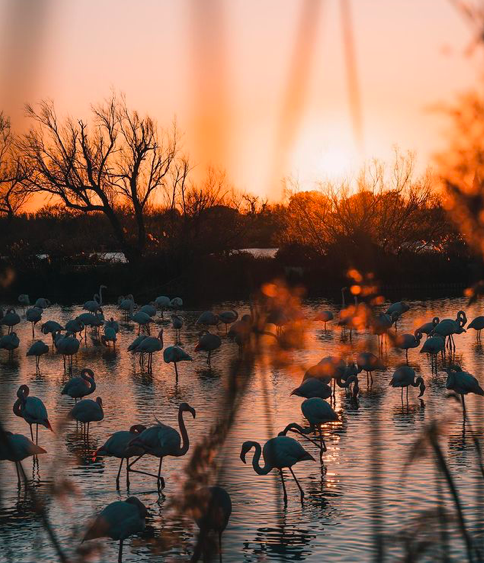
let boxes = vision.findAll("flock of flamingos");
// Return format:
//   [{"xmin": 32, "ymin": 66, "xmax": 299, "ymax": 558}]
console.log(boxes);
[{"xmin": 0, "ymin": 286, "xmax": 484, "ymax": 562}]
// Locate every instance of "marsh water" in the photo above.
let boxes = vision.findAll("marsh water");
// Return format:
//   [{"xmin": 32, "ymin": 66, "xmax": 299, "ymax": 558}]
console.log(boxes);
[{"xmin": 1, "ymin": 297, "xmax": 484, "ymax": 562}]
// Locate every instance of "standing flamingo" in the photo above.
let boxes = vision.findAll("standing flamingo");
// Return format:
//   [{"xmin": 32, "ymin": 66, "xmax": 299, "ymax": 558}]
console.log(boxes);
[
  {"xmin": 444, "ymin": 366, "xmax": 484, "ymax": 416},
  {"xmin": 133, "ymin": 329, "xmax": 163, "ymax": 372},
  {"xmin": 0, "ymin": 432, "xmax": 46, "ymax": 486},
  {"xmin": 155, "ymin": 295, "xmax": 171, "ymax": 318},
  {"xmin": 195, "ymin": 331, "xmax": 222, "ymax": 366},
  {"xmin": 219, "ymin": 310, "xmax": 238, "ymax": 333},
  {"xmin": 83, "ymin": 497, "xmax": 147, "ymax": 563},
  {"xmin": 94, "ymin": 425, "xmax": 146, "ymax": 489},
  {"xmin": 389, "ymin": 366, "xmax": 425, "ymax": 402},
  {"xmin": 357, "ymin": 352, "xmax": 385, "ymax": 387},
  {"xmin": 69, "ymin": 397, "xmax": 104, "ymax": 437},
  {"xmin": 163, "ymin": 346, "xmax": 192, "ymax": 382},
  {"xmin": 13, "ymin": 384, "xmax": 53, "ymax": 444},
  {"xmin": 128, "ymin": 403, "xmax": 196, "ymax": 493},
  {"xmin": 26, "ymin": 340, "xmax": 49, "ymax": 369},
  {"xmin": 280, "ymin": 398, "xmax": 339, "ymax": 463},
  {"xmin": 84, "ymin": 285, "xmax": 106, "ymax": 313},
  {"xmin": 240, "ymin": 436, "xmax": 314, "ymax": 504},
  {"xmin": 26, "ymin": 307, "xmax": 42, "ymax": 337},
  {"xmin": 395, "ymin": 330, "xmax": 423, "ymax": 363},
  {"xmin": 468, "ymin": 316, "xmax": 484, "ymax": 341},
  {"xmin": 62, "ymin": 368, "xmax": 96, "ymax": 401},
  {"xmin": 0, "ymin": 308, "xmax": 20, "ymax": 333}
]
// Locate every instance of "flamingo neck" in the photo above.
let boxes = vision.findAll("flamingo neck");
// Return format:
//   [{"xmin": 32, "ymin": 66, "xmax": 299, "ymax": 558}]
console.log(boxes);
[
  {"xmin": 99, "ymin": 286, "xmax": 104, "ymax": 305},
  {"xmin": 248, "ymin": 442, "xmax": 272, "ymax": 475},
  {"xmin": 13, "ymin": 397, "xmax": 23, "ymax": 418},
  {"xmin": 176, "ymin": 409, "xmax": 191, "ymax": 456}
]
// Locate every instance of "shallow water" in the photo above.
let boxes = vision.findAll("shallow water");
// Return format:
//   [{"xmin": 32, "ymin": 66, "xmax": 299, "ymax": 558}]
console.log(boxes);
[{"xmin": 1, "ymin": 297, "xmax": 484, "ymax": 562}]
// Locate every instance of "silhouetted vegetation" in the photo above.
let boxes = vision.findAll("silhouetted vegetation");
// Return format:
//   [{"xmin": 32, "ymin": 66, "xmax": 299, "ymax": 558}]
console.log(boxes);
[{"xmin": 0, "ymin": 99, "xmax": 480, "ymax": 303}]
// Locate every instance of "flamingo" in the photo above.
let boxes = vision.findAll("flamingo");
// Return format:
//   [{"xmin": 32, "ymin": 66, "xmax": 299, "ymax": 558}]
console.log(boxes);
[
  {"xmin": 371, "ymin": 312, "xmax": 397, "ymax": 347},
  {"xmin": 163, "ymin": 345, "xmax": 192, "ymax": 381},
  {"xmin": 386, "ymin": 302, "xmax": 410, "ymax": 328},
  {"xmin": 77, "ymin": 312, "xmax": 104, "ymax": 341},
  {"xmin": 41, "ymin": 320, "xmax": 64, "ymax": 341},
  {"xmin": 0, "ymin": 432, "xmax": 46, "ymax": 486},
  {"xmin": 94, "ymin": 424, "xmax": 146, "ymax": 489},
  {"xmin": 55, "ymin": 331, "xmax": 80, "ymax": 369},
  {"xmin": 26, "ymin": 340, "xmax": 49, "ymax": 369},
  {"xmin": 171, "ymin": 314, "xmax": 183, "ymax": 341},
  {"xmin": 69, "ymin": 397, "xmax": 104, "ymax": 437},
  {"xmin": 444, "ymin": 366, "xmax": 484, "ymax": 416},
  {"xmin": 130, "ymin": 303, "xmax": 154, "ymax": 335},
  {"xmin": 13, "ymin": 384, "xmax": 53, "ymax": 444},
  {"xmin": 128, "ymin": 402, "xmax": 196, "ymax": 493},
  {"xmin": 280, "ymin": 397, "xmax": 339, "ymax": 463},
  {"xmin": 84, "ymin": 285, "xmax": 106, "ymax": 313},
  {"xmin": 197, "ymin": 311, "xmax": 219, "ymax": 327},
  {"xmin": 191, "ymin": 486, "xmax": 232, "ymax": 563},
  {"xmin": 101, "ymin": 325, "xmax": 117, "ymax": 348},
  {"xmin": 0, "ymin": 332, "xmax": 20, "ymax": 357},
  {"xmin": 389, "ymin": 366, "xmax": 425, "ymax": 401},
  {"xmin": 0, "ymin": 308, "xmax": 20, "ymax": 333},
  {"xmin": 18, "ymin": 294, "xmax": 30, "ymax": 308},
  {"xmin": 105, "ymin": 317, "xmax": 120, "ymax": 333},
  {"xmin": 132, "ymin": 329, "xmax": 163, "ymax": 372},
  {"xmin": 240, "ymin": 436, "xmax": 314, "ymax": 504},
  {"xmin": 291, "ymin": 377, "xmax": 332, "ymax": 400},
  {"xmin": 83, "ymin": 497, "xmax": 147, "ymax": 563},
  {"xmin": 139, "ymin": 303, "xmax": 157, "ymax": 317},
  {"xmin": 26, "ymin": 307, "xmax": 42, "ymax": 337},
  {"xmin": 468, "ymin": 316, "xmax": 484, "ymax": 341},
  {"xmin": 303, "ymin": 355, "xmax": 346, "ymax": 393},
  {"xmin": 431, "ymin": 311, "xmax": 467, "ymax": 351},
  {"xmin": 314, "ymin": 310, "xmax": 334, "ymax": 329},
  {"xmin": 395, "ymin": 330, "xmax": 423, "ymax": 363},
  {"xmin": 357, "ymin": 352, "xmax": 385, "ymax": 387},
  {"xmin": 195, "ymin": 331, "xmax": 222, "ymax": 366},
  {"xmin": 65, "ymin": 318, "xmax": 84, "ymax": 337},
  {"xmin": 155, "ymin": 295, "xmax": 171, "ymax": 318},
  {"xmin": 228, "ymin": 314, "xmax": 251, "ymax": 349},
  {"xmin": 416, "ymin": 316, "xmax": 439, "ymax": 337},
  {"xmin": 420, "ymin": 334, "xmax": 446, "ymax": 363},
  {"xmin": 118, "ymin": 294, "xmax": 135, "ymax": 320},
  {"xmin": 34, "ymin": 297, "xmax": 51, "ymax": 309},
  {"xmin": 170, "ymin": 297, "xmax": 183, "ymax": 311},
  {"xmin": 62, "ymin": 368, "xmax": 96, "ymax": 401},
  {"xmin": 219, "ymin": 310, "xmax": 238, "ymax": 333}
]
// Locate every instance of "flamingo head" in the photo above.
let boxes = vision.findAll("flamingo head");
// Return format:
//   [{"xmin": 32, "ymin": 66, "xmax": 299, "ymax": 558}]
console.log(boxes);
[
  {"xmin": 180, "ymin": 402, "xmax": 196, "ymax": 419},
  {"xmin": 17, "ymin": 384, "xmax": 29, "ymax": 398},
  {"xmin": 81, "ymin": 368, "xmax": 95, "ymax": 379},
  {"xmin": 129, "ymin": 424, "xmax": 146, "ymax": 434},
  {"xmin": 240, "ymin": 441, "xmax": 255, "ymax": 464}
]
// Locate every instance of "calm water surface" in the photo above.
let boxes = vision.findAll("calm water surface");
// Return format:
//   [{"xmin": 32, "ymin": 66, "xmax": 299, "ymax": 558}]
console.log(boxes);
[{"xmin": 1, "ymin": 297, "xmax": 484, "ymax": 562}]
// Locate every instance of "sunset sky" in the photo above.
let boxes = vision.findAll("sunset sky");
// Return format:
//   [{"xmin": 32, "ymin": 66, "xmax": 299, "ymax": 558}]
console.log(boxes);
[{"xmin": 0, "ymin": 0, "xmax": 481, "ymax": 201}]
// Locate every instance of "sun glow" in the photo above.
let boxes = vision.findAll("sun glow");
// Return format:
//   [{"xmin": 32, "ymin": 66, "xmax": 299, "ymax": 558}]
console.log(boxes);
[{"xmin": 318, "ymin": 146, "xmax": 357, "ymax": 182}]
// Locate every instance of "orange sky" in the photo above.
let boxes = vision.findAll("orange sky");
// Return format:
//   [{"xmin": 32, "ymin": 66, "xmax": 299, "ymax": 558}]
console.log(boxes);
[{"xmin": 0, "ymin": 0, "xmax": 482, "ymax": 202}]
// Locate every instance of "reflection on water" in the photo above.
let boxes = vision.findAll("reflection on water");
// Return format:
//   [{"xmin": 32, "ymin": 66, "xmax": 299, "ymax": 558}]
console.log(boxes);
[{"xmin": 1, "ymin": 297, "xmax": 484, "ymax": 561}]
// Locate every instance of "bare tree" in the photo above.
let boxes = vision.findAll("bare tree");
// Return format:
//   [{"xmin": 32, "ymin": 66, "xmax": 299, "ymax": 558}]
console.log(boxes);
[
  {"xmin": 0, "ymin": 113, "xmax": 30, "ymax": 221},
  {"xmin": 21, "ymin": 94, "xmax": 183, "ymax": 263}
]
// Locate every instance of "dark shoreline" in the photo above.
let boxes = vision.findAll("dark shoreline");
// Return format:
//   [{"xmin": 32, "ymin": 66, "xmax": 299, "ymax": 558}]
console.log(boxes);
[{"xmin": 0, "ymin": 255, "xmax": 470, "ymax": 308}]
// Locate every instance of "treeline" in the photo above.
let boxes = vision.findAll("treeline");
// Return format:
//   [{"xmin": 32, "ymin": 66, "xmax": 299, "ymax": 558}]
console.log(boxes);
[{"xmin": 0, "ymin": 95, "xmax": 479, "ymax": 302}]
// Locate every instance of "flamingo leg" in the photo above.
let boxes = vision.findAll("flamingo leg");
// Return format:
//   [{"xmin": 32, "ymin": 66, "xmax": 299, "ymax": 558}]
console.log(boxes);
[
  {"xmin": 116, "ymin": 458, "xmax": 124, "ymax": 489},
  {"xmin": 126, "ymin": 457, "xmax": 130, "ymax": 488},
  {"xmin": 462, "ymin": 395, "xmax": 466, "ymax": 418},
  {"xmin": 289, "ymin": 467, "xmax": 305, "ymax": 501},
  {"xmin": 35, "ymin": 424, "xmax": 38, "ymax": 445},
  {"xmin": 29, "ymin": 424, "xmax": 34, "ymax": 442},
  {"xmin": 279, "ymin": 469, "xmax": 288, "ymax": 505},
  {"xmin": 174, "ymin": 362, "xmax": 179, "ymax": 383},
  {"xmin": 118, "ymin": 539, "xmax": 123, "ymax": 563}
]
